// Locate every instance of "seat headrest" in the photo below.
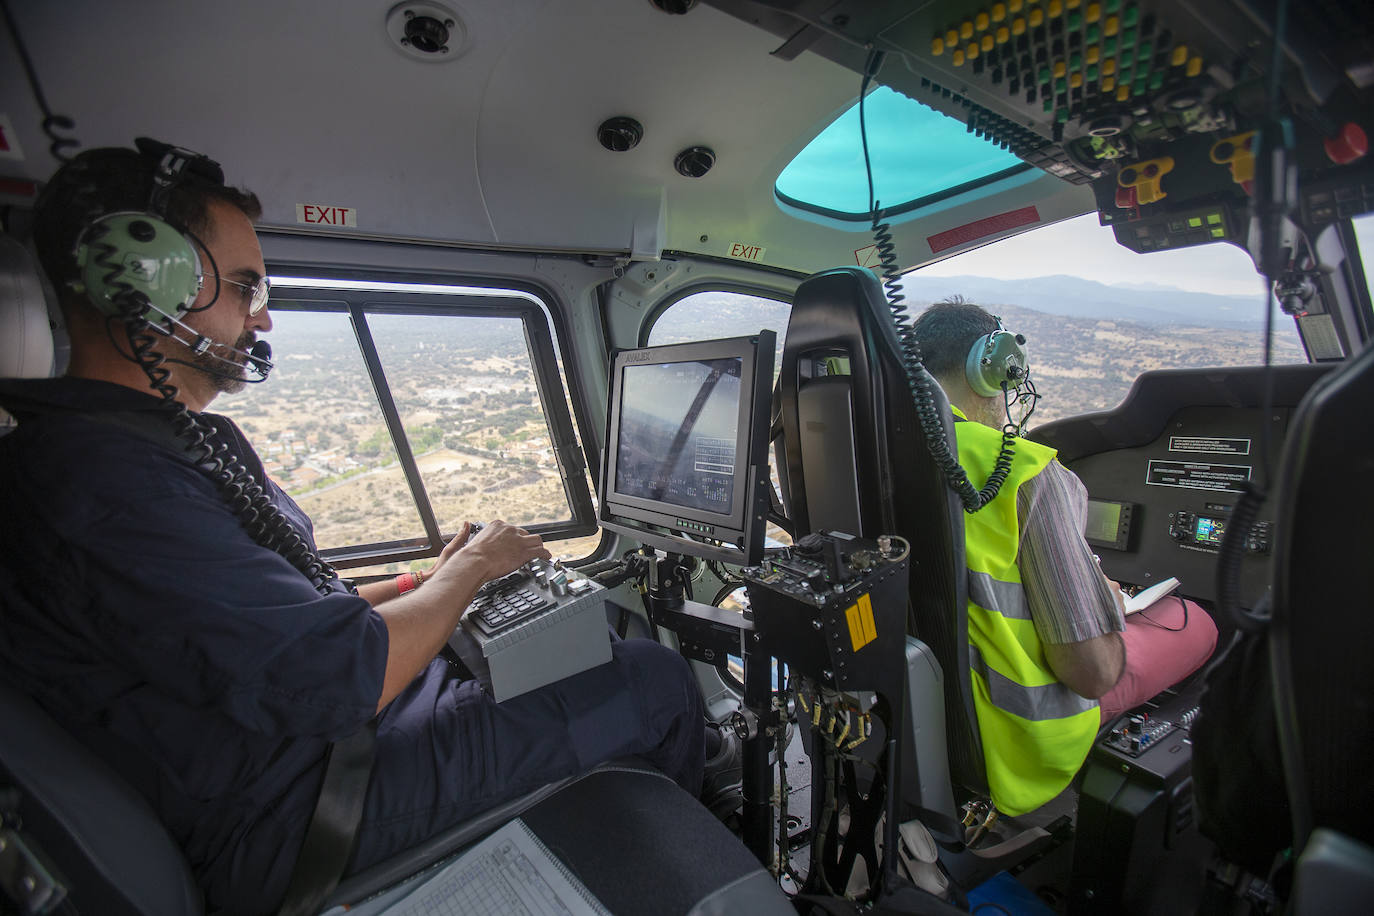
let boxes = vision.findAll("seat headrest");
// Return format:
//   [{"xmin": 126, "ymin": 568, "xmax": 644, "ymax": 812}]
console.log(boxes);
[
  {"xmin": 1, "ymin": 235, "xmax": 61, "ymax": 431},
  {"xmin": 0, "ymin": 234, "xmax": 57, "ymax": 380}
]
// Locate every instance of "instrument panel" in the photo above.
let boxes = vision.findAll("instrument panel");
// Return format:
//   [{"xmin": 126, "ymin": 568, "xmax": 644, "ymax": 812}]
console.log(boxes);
[{"xmin": 1032, "ymin": 364, "xmax": 1331, "ymax": 608}]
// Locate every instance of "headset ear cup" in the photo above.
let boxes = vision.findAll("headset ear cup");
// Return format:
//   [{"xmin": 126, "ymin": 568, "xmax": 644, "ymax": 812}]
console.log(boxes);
[
  {"xmin": 965, "ymin": 332, "xmax": 998, "ymax": 397},
  {"xmin": 74, "ymin": 212, "xmax": 203, "ymax": 322},
  {"xmin": 965, "ymin": 329, "xmax": 1029, "ymax": 397}
]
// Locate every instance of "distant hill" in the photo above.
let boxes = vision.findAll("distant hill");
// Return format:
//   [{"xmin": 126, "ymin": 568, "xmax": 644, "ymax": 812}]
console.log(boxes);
[
  {"xmin": 899, "ymin": 273, "xmax": 1271, "ymax": 329},
  {"xmin": 649, "ymin": 279, "xmax": 1306, "ymax": 426}
]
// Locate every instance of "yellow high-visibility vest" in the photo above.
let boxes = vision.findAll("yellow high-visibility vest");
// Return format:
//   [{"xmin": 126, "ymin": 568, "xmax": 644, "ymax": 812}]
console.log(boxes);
[{"xmin": 953, "ymin": 408, "xmax": 1100, "ymax": 815}]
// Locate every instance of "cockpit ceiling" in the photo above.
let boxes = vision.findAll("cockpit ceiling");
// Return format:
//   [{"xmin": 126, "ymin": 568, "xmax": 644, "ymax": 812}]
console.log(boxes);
[
  {"xmin": 0, "ymin": 3, "xmax": 839, "ymax": 262},
  {"xmin": 0, "ymin": 0, "xmax": 1102, "ymax": 276}
]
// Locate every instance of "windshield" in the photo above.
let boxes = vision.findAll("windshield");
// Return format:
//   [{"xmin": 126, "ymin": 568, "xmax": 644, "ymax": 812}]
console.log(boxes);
[
  {"xmin": 906, "ymin": 214, "xmax": 1308, "ymax": 425},
  {"xmin": 775, "ymin": 86, "xmax": 1030, "ymax": 218}
]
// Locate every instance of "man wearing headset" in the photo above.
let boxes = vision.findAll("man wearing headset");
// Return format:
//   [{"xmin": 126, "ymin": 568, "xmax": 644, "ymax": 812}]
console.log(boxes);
[
  {"xmin": 0, "ymin": 142, "xmax": 707, "ymax": 914},
  {"xmin": 911, "ymin": 299, "xmax": 1218, "ymax": 817}
]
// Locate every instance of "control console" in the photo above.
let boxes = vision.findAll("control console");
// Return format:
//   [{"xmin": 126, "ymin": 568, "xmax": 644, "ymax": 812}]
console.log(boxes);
[
  {"xmin": 448, "ymin": 559, "xmax": 611, "ymax": 702},
  {"xmin": 1168, "ymin": 509, "xmax": 1271, "ymax": 554},
  {"xmin": 1100, "ymin": 704, "xmax": 1199, "ymax": 758},
  {"xmin": 469, "ymin": 559, "xmax": 593, "ymax": 636},
  {"xmin": 742, "ymin": 531, "xmax": 910, "ymax": 696}
]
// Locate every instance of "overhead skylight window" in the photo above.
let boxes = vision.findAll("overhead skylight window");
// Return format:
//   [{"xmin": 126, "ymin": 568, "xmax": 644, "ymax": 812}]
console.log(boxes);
[{"xmin": 775, "ymin": 86, "xmax": 1031, "ymax": 220}]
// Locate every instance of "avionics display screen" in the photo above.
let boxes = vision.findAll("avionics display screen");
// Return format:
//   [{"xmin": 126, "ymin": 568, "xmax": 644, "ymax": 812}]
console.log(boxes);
[
  {"xmin": 1084, "ymin": 498, "xmax": 1132, "ymax": 551},
  {"xmin": 599, "ymin": 332, "xmax": 775, "ymax": 566},
  {"xmin": 1194, "ymin": 516, "xmax": 1227, "ymax": 545},
  {"xmin": 1085, "ymin": 500, "xmax": 1122, "ymax": 544},
  {"xmin": 614, "ymin": 358, "xmax": 742, "ymax": 514}
]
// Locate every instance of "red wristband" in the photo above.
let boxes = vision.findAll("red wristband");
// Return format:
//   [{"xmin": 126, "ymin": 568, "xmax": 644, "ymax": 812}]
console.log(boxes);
[{"xmin": 396, "ymin": 572, "xmax": 419, "ymax": 595}]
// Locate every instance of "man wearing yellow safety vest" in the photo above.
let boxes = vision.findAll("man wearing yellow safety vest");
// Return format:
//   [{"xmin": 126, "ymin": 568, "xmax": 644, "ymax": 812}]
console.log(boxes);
[{"xmin": 911, "ymin": 300, "xmax": 1218, "ymax": 816}]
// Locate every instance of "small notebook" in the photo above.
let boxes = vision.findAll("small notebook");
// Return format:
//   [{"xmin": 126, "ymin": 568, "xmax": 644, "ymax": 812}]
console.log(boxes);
[
  {"xmin": 388, "ymin": 818, "xmax": 611, "ymax": 916},
  {"xmin": 1124, "ymin": 577, "xmax": 1181, "ymax": 615}
]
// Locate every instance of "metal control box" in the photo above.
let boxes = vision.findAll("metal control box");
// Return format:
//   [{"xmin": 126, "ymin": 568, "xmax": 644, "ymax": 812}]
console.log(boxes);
[{"xmin": 448, "ymin": 575, "xmax": 611, "ymax": 702}]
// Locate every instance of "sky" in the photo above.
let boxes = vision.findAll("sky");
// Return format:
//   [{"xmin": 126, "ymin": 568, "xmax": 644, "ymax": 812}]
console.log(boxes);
[
  {"xmin": 914, "ymin": 212, "xmax": 1270, "ymax": 296},
  {"xmin": 922, "ymin": 212, "xmax": 1374, "ymax": 297}
]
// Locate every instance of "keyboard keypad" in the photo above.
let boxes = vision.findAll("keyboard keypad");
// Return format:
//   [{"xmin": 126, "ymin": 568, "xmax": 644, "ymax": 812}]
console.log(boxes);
[{"xmin": 470, "ymin": 586, "xmax": 557, "ymax": 635}]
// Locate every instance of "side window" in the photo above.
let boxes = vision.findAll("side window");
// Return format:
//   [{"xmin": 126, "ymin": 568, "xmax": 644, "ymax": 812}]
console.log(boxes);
[
  {"xmin": 648, "ymin": 289, "xmax": 792, "ymax": 547},
  {"xmin": 216, "ymin": 281, "xmax": 597, "ymax": 570},
  {"xmin": 909, "ymin": 213, "xmax": 1309, "ymax": 426},
  {"xmin": 647, "ymin": 289, "xmax": 790, "ymax": 363},
  {"xmin": 1355, "ymin": 214, "xmax": 1374, "ymax": 300}
]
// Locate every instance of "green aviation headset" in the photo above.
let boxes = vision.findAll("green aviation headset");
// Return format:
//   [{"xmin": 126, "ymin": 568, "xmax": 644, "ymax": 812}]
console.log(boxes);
[
  {"xmin": 965, "ymin": 318, "xmax": 1030, "ymax": 398},
  {"xmin": 69, "ymin": 139, "xmax": 216, "ymax": 325}
]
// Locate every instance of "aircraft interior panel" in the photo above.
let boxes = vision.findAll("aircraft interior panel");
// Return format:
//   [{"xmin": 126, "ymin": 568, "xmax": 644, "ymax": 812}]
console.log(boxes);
[{"xmin": 1033, "ymin": 363, "xmax": 1333, "ymax": 608}]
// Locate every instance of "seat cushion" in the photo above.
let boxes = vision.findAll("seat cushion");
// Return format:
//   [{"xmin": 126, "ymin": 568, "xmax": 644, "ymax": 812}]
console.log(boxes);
[{"xmin": 330, "ymin": 764, "xmax": 792, "ymax": 916}]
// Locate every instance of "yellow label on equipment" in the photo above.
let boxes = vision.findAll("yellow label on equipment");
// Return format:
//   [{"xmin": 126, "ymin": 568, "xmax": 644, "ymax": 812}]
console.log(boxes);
[{"xmin": 845, "ymin": 593, "xmax": 878, "ymax": 652}]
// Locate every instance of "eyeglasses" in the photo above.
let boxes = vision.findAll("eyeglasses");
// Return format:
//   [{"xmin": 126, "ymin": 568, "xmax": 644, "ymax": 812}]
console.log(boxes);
[{"xmin": 207, "ymin": 273, "xmax": 270, "ymax": 315}]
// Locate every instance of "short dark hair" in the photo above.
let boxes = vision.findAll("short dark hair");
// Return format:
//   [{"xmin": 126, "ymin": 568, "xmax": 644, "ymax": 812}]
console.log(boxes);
[
  {"xmin": 32, "ymin": 142, "xmax": 261, "ymax": 307},
  {"xmin": 911, "ymin": 296, "xmax": 1000, "ymax": 381}
]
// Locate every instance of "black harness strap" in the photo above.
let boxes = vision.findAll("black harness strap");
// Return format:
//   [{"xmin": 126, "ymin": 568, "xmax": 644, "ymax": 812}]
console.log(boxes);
[{"xmin": 276, "ymin": 718, "xmax": 379, "ymax": 916}]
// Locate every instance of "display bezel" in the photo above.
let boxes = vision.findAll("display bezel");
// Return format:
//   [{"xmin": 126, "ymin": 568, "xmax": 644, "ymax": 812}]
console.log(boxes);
[{"xmin": 598, "ymin": 332, "xmax": 775, "ymax": 566}]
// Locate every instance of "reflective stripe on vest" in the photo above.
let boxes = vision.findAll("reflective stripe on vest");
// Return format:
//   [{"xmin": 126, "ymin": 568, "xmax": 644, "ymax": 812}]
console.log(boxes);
[
  {"xmin": 968, "ymin": 645, "xmax": 1098, "ymax": 722},
  {"xmin": 954, "ymin": 410, "xmax": 1100, "ymax": 816}
]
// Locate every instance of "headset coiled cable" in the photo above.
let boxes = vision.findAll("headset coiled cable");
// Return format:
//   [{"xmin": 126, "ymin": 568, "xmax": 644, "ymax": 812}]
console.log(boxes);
[
  {"xmin": 96, "ymin": 240, "xmax": 340, "ymax": 597},
  {"xmin": 858, "ymin": 49, "xmax": 1014, "ymax": 512},
  {"xmin": 871, "ymin": 207, "xmax": 1016, "ymax": 511}
]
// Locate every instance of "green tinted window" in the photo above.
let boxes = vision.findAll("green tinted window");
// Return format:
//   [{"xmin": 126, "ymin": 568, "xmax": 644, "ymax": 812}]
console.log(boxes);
[{"xmin": 775, "ymin": 86, "xmax": 1028, "ymax": 218}]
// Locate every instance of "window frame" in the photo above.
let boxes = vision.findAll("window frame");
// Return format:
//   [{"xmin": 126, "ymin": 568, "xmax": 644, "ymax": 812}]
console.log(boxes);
[
  {"xmin": 774, "ymin": 163, "xmax": 1036, "ymax": 223},
  {"xmin": 639, "ymin": 281, "xmax": 796, "ymax": 348},
  {"xmin": 259, "ymin": 283, "xmax": 597, "ymax": 570}
]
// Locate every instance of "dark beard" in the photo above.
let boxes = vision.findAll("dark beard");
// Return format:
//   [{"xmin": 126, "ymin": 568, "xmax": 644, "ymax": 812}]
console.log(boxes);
[{"xmin": 190, "ymin": 331, "xmax": 254, "ymax": 394}]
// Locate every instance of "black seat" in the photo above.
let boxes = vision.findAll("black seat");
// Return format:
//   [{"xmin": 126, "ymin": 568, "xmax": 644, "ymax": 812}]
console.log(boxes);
[
  {"xmin": 0, "ymin": 681, "xmax": 203, "ymax": 916},
  {"xmin": 774, "ymin": 266, "xmax": 984, "ymax": 837},
  {"xmin": 0, "ymin": 677, "xmax": 791, "ymax": 916},
  {"xmin": 1268, "ymin": 341, "xmax": 1374, "ymax": 911}
]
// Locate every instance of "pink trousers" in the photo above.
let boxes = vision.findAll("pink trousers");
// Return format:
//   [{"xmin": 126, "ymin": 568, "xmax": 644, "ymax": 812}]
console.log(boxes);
[{"xmin": 1098, "ymin": 597, "xmax": 1219, "ymax": 724}]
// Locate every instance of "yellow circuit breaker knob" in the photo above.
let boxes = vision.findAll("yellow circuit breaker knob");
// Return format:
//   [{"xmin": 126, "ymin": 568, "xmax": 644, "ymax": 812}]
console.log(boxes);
[{"xmin": 1117, "ymin": 156, "xmax": 1175, "ymax": 205}]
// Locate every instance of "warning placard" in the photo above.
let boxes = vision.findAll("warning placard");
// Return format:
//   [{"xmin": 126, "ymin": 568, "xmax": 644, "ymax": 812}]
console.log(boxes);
[
  {"xmin": 1169, "ymin": 436, "xmax": 1251, "ymax": 456},
  {"xmin": 1146, "ymin": 460, "xmax": 1251, "ymax": 492}
]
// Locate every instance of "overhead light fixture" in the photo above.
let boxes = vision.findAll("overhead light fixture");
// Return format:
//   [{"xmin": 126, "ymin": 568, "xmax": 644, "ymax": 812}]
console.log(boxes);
[{"xmin": 386, "ymin": 2, "xmax": 467, "ymax": 62}]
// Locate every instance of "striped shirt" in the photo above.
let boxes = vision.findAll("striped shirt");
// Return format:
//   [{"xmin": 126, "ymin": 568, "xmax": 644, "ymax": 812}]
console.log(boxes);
[{"xmin": 1016, "ymin": 459, "xmax": 1127, "ymax": 645}]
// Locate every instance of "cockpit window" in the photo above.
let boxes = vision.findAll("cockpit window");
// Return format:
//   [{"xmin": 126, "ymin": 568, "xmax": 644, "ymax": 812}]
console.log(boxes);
[
  {"xmin": 774, "ymin": 85, "xmax": 1032, "ymax": 219},
  {"xmin": 910, "ymin": 213, "xmax": 1309, "ymax": 426},
  {"xmin": 1355, "ymin": 214, "xmax": 1374, "ymax": 300},
  {"xmin": 215, "ymin": 280, "xmax": 598, "ymax": 570}
]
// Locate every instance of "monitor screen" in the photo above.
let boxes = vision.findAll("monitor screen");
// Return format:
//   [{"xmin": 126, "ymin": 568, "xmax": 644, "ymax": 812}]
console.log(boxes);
[
  {"xmin": 1084, "ymin": 499, "xmax": 1121, "ymax": 544},
  {"xmin": 1194, "ymin": 515, "xmax": 1227, "ymax": 545},
  {"xmin": 1084, "ymin": 498, "xmax": 1133, "ymax": 551},
  {"xmin": 599, "ymin": 332, "xmax": 776, "ymax": 566}
]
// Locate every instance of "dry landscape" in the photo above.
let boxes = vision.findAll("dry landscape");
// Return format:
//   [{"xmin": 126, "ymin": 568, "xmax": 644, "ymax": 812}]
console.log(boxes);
[{"xmin": 218, "ymin": 288, "xmax": 1304, "ymax": 570}]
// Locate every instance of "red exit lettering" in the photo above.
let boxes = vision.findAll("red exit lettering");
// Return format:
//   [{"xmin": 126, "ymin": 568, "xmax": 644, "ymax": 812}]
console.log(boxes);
[
  {"xmin": 296, "ymin": 203, "xmax": 357, "ymax": 227},
  {"xmin": 728, "ymin": 242, "xmax": 766, "ymax": 261}
]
